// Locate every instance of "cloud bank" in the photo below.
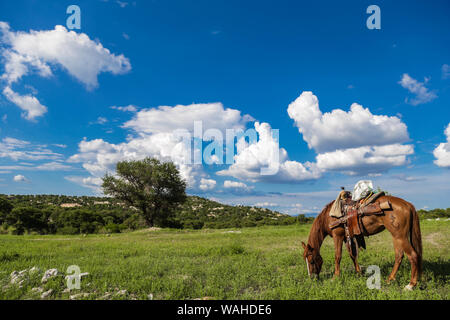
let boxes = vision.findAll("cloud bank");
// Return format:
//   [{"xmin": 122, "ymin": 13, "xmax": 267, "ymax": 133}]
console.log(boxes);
[{"xmin": 69, "ymin": 102, "xmax": 252, "ymax": 191}]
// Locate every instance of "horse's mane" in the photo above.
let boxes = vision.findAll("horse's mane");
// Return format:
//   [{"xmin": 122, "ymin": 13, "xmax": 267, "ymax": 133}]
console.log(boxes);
[
  {"xmin": 307, "ymin": 201, "xmax": 334, "ymax": 250},
  {"xmin": 318, "ymin": 201, "xmax": 334, "ymax": 218},
  {"xmin": 314, "ymin": 200, "xmax": 333, "ymax": 228}
]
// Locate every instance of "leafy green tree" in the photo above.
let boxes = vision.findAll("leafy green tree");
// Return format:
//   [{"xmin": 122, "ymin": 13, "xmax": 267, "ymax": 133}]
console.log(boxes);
[
  {"xmin": 6, "ymin": 207, "xmax": 49, "ymax": 234},
  {"xmin": 102, "ymin": 157, "xmax": 187, "ymax": 227},
  {"xmin": 296, "ymin": 214, "xmax": 308, "ymax": 224},
  {"xmin": 0, "ymin": 196, "xmax": 13, "ymax": 224}
]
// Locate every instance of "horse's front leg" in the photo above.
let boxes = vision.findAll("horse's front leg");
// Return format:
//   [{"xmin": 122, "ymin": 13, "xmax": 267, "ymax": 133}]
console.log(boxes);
[{"xmin": 333, "ymin": 234, "xmax": 343, "ymax": 278}]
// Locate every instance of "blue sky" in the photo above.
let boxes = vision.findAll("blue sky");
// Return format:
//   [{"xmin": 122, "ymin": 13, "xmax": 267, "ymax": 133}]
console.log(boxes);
[{"xmin": 0, "ymin": 0, "xmax": 449, "ymax": 214}]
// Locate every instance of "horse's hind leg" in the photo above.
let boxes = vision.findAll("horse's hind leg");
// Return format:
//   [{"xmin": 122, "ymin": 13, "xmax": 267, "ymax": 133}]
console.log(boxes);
[
  {"xmin": 387, "ymin": 237, "xmax": 404, "ymax": 283},
  {"xmin": 400, "ymin": 237, "xmax": 419, "ymax": 290}
]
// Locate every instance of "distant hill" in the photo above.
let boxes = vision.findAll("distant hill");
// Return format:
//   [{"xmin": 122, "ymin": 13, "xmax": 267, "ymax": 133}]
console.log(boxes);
[
  {"xmin": 175, "ymin": 196, "xmax": 306, "ymax": 229},
  {"xmin": 0, "ymin": 194, "xmax": 312, "ymax": 235}
]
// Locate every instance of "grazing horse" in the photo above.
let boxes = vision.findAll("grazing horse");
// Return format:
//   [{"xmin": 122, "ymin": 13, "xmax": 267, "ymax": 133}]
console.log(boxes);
[{"xmin": 302, "ymin": 195, "xmax": 422, "ymax": 290}]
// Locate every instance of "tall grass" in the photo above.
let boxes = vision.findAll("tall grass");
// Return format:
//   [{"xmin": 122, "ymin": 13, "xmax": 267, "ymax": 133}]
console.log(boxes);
[{"xmin": 0, "ymin": 220, "xmax": 448, "ymax": 300}]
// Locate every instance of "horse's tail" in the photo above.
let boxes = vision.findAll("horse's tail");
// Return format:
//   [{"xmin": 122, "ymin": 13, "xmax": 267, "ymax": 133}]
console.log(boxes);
[{"xmin": 410, "ymin": 204, "xmax": 423, "ymax": 276}]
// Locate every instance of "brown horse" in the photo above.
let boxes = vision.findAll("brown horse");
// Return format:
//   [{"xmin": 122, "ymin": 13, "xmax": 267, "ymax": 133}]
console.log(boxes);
[{"xmin": 302, "ymin": 195, "xmax": 422, "ymax": 290}]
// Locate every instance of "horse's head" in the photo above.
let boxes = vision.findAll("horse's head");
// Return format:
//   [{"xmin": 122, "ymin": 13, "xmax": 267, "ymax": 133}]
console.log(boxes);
[{"xmin": 302, "ymin": 241, "xmax": 323, "ymax": 279}]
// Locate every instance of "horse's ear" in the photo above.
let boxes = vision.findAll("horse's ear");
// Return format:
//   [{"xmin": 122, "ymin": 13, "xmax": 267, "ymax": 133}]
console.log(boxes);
[{"xmin": 301, "ymin": 241, "xmax": 307, "ymax": 250}]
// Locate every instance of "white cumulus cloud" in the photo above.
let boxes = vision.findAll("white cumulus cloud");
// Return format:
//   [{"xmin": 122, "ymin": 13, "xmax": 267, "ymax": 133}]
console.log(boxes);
[
  {"xmin": 68, "ymin": 133, "xmax": 198, "ymax": 186},
  {"xmin": 199, "ymin": 178, "xmax": 216, "ymax": 191},
  {"xmin": 13, "ymin": 174, "xmax": 28, "ymax": 182},
  {"xmin": 253, "ymin": 202, "xmax": 278, "ymax": 207},
  {"xmin": 217, "ymin": 122, "xmax": 321, "ymax": 183},
  {"xmin": 0, "ymin": 22, "xmax": 131, "ymax": 120},
  {"xmin": 433, "ymin": 123, "xmax": 450, "ymax": 168},
  {"xmin": 316, "ymin": 144, "xmax": 414, "ymax": 175},
  {"xmin": 287, "ymin": 91, "xmax": 413, "ymax": 175},
  {"xmin": 287, "ymin": 91, "xmax": 409, "ymax": 153},
  {"xmin": 224, "ymin": 180, "xmax": 247, "ymax": 188},
  {"xmin": 123, "ymin": 102, "xmax": 253, "ymax": 134}
]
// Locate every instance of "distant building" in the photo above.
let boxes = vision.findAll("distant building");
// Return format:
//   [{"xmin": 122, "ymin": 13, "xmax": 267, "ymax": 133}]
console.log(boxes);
[
  {"xmin": 60, "ymin": 203, "xmax": 82, "ymax": 208},
  {"xmin": 93, "ymin": 201, "xmax": 110, "ymax": 205}
]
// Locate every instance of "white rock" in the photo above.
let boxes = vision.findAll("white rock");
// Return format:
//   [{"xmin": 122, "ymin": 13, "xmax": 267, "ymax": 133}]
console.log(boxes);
[
  {"xmin": 116, "ymin": 289, "xmax": 127, "ymax": 295},
  {"xmin": 18, "ymin": 270, "xmax": 28, "ymax": 277},
  {"xmin": 70, "ymin": 293, "xmax": 90, "ymax": 300},
  {"xmin": 10, "ymin": 269, "xmax": 28, "ymax": 285},
  {"xmin": 32, "ymin": 287, "xmax": 44, "ymax": 293},
  {"xmin": 41, "ymin": 289, "xmax": 53, "ymax": 299},
  {"xmin": 41, "ymin": 268, "xmax": 59, "ymax": 283},
  {"xmin": 17, "ymin": 279, "xmax": 25, "ymax": 288},
  {"xmin": 29, "ymin": 266, "xmax": 40, "ymax": 275},
  {"xmin": 100, "ymin": 293, "xmax": 112, "ymax": 300}
]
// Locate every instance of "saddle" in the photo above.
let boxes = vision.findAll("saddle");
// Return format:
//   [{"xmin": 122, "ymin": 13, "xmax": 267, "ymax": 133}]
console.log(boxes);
[{"xmin": 329, "ymin": 191, "xmax": 391, "ymax": 258}]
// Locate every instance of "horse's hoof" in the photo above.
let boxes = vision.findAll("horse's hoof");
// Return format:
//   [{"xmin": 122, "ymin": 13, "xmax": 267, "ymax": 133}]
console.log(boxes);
[{"xmin": 403, "ymin": 284, "xmax": 414, "ymax": 291}]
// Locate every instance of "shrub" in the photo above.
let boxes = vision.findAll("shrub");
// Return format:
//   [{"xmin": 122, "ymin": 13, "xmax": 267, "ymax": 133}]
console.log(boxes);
[
  {"xmin": 105, "ymin": 223, "xmax": 126, "ymax": 233},
  {"xmin": 57, "ymin": 226, "xmax": 79, "ymax": 235}
]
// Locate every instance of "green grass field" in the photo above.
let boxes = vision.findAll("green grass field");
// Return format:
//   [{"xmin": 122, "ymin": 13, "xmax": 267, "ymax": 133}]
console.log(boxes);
[{"xmin": 0, "ymin": 219, "xmax": 448, "ymax": 300}]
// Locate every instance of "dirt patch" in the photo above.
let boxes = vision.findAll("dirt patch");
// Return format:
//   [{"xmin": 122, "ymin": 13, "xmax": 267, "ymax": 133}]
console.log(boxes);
[{"xmin": 425, "ymin": 232, "xmax": 443, "ymax": 248}]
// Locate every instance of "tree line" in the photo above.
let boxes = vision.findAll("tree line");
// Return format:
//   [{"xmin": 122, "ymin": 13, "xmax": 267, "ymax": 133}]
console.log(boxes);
[
  {"xmin": 0, "ymin": 195, "xmax": 309, "ymax": 235},
  {"xmin": 0, "ymin": 158, "xmax": 312, "ymax": 235},
  {"xmin": 417, "ymin": 208, "xmax": 450, "ymax": 219}
]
